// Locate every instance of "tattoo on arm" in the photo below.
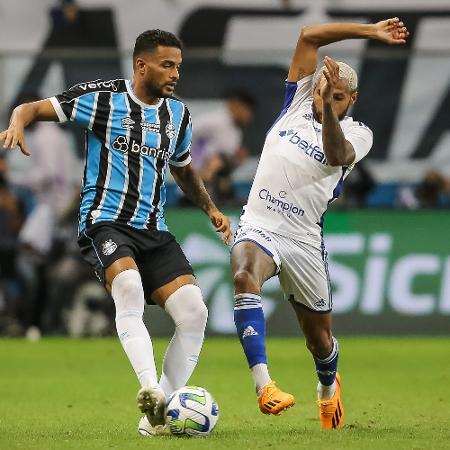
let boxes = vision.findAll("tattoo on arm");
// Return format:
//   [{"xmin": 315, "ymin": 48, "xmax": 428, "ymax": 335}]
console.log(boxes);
[
  {"xmin": 322, "ymin": 103, "xmax": 354, "ymax": 166},
  {"xmin": 171, "ymin": 164, "xmax": 217, "ymax": 214}
]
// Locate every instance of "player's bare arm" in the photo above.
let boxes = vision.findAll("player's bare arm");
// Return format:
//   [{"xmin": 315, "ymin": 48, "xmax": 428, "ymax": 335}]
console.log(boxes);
[
  {"xmin": 0, "ymin": 99, "xmax": 57, "ymax": 156},
  {"xmin": 320, "ymin": 56, "xmax": 356, "ymax": 166},
  {"xmin": 170, "ymin": 163, "xmax": 232, "ymax": 244},
  {"xmin": 288, "ymin": 17, "xmax": 409, "ymax": 82}
]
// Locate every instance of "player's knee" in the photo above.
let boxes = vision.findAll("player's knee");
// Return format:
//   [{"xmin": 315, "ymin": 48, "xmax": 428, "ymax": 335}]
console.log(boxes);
[
  {"xmin": 166, "ymin": 284, "xmax": 208, "ymax": 333},
  {"xmin": 111, "ymin": 269, "xmax": 145, "ymax": 315},
  {"xmin": 233, "ymin": 270, "xmax": 259, "ymax": 294}
]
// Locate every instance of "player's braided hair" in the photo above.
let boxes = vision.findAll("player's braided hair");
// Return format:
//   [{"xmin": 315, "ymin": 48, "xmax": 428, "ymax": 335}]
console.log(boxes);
[{"xmin": 133, "ymin": 29, "xmax": 183, "ymax": 60}]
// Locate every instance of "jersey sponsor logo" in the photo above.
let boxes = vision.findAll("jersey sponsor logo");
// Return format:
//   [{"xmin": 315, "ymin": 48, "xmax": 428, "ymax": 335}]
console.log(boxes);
[
  {"xmin": 141, "ymin": 121, "xmax": 160, "ymax": 132},
  {"xmin": 259, "ymin": 189, "xmax": 304, "ymax": 217},
  {"xmin": 242, "ymin": 325, "xmax": 259, "ymax": 338},
  {"xmin": 78, "ymin": 80, "xmax": 119, "ymax": 92},
  {"xmin": 165, "ymin": 122, "xmax": 176, "ymax": 139},
  {"xmin": 101, "ymin": 239, "xmax": 117, "ymax": 256},
  {"xmin": 279, "ymin": 129, "xmax": 327, "ymax": 164},
  {"xmin": 111, "ymin": 135, "xmax": 169, "ymax": 159},
  {"xmin": 121, "ymin": 117, "xmax": 135, "ymax": 130}
]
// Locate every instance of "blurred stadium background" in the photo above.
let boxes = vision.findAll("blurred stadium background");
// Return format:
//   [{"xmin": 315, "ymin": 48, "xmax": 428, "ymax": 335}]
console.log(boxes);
[{"xmin": 0, "ymin": 0, "xmax": 449, "ymax": 339}]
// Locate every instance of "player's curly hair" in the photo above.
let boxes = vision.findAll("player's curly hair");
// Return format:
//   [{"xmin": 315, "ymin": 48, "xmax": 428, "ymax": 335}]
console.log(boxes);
[{"xmin": 133, "ymin": 29, "xmax": 183, "ymax": 61}]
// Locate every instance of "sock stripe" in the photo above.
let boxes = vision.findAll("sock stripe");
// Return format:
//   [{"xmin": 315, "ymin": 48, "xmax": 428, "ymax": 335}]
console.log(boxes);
[
  {"xmin": 234, "ymin": 293, "xmax": 261, "ymax": 301},
  {"xmin": 234, "ymin": 295, "xmax": 262, "ymax": 311},
  {"xmin": 316, "ymin": 337, "xmax": 339, "ymax": 364},
  {"xmin": 234, "ymin": 305, "xmax": 262, "ymax": 310},
  {"xmin": 235, "ymin": 298, "xmax": 261, "ymax": 304},
  {"xmin": 235, "ymin": 300, "xmax": 261, "ymax": 307}
]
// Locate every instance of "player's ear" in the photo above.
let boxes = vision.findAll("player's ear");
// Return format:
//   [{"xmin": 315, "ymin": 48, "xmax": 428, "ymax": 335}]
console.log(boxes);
[
  {"xmin": 350, "ymin": 90, "xmax": 358, "ymax": 105},
  {"xmin": 134, "ymin": 57, "xmax": 146, "ymax": 75}
]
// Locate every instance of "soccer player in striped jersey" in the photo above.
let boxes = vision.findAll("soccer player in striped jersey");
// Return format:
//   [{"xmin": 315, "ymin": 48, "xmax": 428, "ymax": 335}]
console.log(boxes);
[
  {"xmin": 1, "ymin": 29, "xmax": 231, "ymax": 434},
  {"xmin": 231, "ymin": 18, "xmax": 409, "ymax": 429}
]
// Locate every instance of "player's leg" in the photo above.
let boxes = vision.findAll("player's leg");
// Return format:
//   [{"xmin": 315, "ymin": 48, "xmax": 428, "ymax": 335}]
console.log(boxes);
[
  {"xmin": 137, "ymin": 234, "xmax": 208, "ymax": 401},
  {"xmin": 290, "ymin": 303, "xmax": 343, "ymax": 429},
  {"xmin": 150, "ymin": 274, "xmax": 208, "ymax": 400},
  {"xmin": 104, "ymin": 257, "xmax": 165, "ymax": 427},
  {"xmin": 278, "ymin": 237, "xmax": 342, "ymax": 428},
  {"xmin": 136, "ymin": 273, "xmax": 207, "ymax": 437},
  {"xmin": 78, "ymin": 226, "xmax": 165, "ymax": 427},
  {"xmin": 231, "ymin": 238, "xmax": 295, "ymax": 415}
]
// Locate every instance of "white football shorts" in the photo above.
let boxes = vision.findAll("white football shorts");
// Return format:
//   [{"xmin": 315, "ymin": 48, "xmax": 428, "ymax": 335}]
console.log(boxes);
[{"xmin": 232, "ymin": 222, "xmax": 332, "ymax": 312}]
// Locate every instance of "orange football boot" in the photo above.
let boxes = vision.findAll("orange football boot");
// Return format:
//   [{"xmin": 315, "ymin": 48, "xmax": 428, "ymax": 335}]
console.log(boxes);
[
  {"xmin": 318, "ymin": 372, "xmax": 344, "ymax": 429},
  {"xmin": 258, "ymin": 381, "xmax": 295, "ymax": 415}
]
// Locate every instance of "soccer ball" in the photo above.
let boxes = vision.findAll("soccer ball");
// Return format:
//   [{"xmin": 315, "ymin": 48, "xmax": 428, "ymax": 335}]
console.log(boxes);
[{"xmin": 166, "ymin": 386, "xmax": 219, "ymax": 437}]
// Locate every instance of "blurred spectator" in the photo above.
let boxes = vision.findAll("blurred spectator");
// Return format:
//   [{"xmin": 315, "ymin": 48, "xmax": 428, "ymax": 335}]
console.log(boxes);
[
  {"xmin": 43, "ymin": 194, "xmax": 113, "ymax": 336},
  {"xmin": 13, "ymin": 0, "xmax": 122, "ymax": 158},
  {"xmin": 398, "ymin": 169, "xmax": 450, "ymax": 209},
  {"xmin": 7, "ymin": 94, "xmax": 81, "ymax": 338},
  {"xmin": 0, "ymin": 157, "xmax": 25, "ymax": 335},
  {"xmin": 341, "ymin": 161, "xmax": 375, "ymax": 208},
  {"xmin": 191, "ymin": 90, "xmax": 256, "ymax": 205},
  {"xmin": 416, "ymin": 170, "xmax": 450, "ymax": 208}
]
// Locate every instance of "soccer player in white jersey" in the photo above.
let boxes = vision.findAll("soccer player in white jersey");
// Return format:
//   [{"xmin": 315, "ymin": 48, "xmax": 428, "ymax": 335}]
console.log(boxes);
[{"xmin": 231, "ymin": 18, "xmax": 409, "ymax": 429}]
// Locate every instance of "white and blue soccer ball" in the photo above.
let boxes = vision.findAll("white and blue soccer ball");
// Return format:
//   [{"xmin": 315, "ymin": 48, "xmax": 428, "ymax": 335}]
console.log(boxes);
[{"xmin": 166, "ymin": 386, "xmax": 219, "ymax": 437}]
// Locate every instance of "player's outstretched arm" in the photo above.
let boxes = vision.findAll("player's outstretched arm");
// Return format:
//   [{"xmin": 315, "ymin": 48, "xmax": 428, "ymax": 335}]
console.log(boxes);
[
  {"xmin": 288, "ymin": 17, "xmax": 409, "ymax": 82},
  {"xmin": 0, "ymin": 99, "xmax": 58, "ymax": 156},
  {"xmin": 170, "ymin": 163, "xmax": 232, "ymax": 245}
]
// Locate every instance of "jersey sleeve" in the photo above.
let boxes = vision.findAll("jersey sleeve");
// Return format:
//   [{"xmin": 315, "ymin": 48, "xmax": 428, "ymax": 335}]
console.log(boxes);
[
  {"xmin": 344, "ymin": 121, "xmax": 373, "ymax": 164},
  {"xmin": 282, "ymin": 74, "xmax": 314, "ymax": 114},
  {"xmin": 169, "ymin": 107, "xmax": 192, "ymax": 167},
  {"xmin": 49, "ymin": 81, "xmax": 101, "ymax": 128}
]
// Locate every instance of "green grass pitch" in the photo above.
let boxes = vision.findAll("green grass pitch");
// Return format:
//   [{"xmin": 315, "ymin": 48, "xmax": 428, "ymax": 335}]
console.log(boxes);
[{"xmin": 0, "ymin": 337, "xmax": 449, "ymax": 450}]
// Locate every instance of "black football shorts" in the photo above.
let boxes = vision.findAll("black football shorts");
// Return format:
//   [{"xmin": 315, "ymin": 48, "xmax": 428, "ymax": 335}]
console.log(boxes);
[{"xmin": 78, "ymin": 222, "xmax": 194, "ymax": 303}]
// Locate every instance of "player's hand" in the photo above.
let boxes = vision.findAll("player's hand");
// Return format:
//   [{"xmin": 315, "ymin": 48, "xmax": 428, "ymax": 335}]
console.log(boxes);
[
  {"xmin": 0, "ymin": 124, "xmax": 32, "ymax": 156},
  {"xmin": 320, "ymin": 56, "xmax": 340, "ymax": 104},
  {"xmin": 374, "ymin": 17, "xmax": 409, "ymax": 45},
  {"xmin": 209, "ymin": 210, "xmax": 232, "ymax": 246}
]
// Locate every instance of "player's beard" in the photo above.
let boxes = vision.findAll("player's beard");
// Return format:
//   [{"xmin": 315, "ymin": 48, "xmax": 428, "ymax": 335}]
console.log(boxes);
[
  {"xmin": 144, "ymin": 79, "xmax": 174, "ymax": 99},
  {"xmin": 312, "ymin": 101, "xmax": 350, "ymax": 123}
]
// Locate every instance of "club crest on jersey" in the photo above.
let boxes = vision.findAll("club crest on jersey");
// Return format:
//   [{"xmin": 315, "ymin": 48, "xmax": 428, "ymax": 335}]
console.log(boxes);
[
  {"xmin": 102, "ymin": 239, "xmax": 117, "ymax": 256},
  {"xmin": 165, "ymin": 122, "xmax": 176, "ymax": 139},
  {"xmin": 121, "ymin": 117, "xmax": 135, "ymax": 130},
  {"xmin": 90, "ymin": 209, "xmax": 101, "ymax": 221},
  {"xmin": 279, "ymin": 129, "xmax": 295, "ymax": 137}
]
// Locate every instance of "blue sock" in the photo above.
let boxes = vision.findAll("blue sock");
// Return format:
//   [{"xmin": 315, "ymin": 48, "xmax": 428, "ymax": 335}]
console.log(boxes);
[
  {"xmin": 234, "ymin": 293, "xmax": 267, "ymax": 368},
  {"xmin": 313, "ymin": 337, "xmax": 339, "ymax": 386}
]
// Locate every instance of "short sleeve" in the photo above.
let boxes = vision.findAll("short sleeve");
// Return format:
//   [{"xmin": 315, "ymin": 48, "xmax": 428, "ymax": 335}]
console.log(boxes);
[
  {"xmin": 282, "ymin": 74, "xmax": 314, "ymax": 113},
  {"xmin": 344, "ymin": 121, "xmax": 373, "ymax": 164},
  {"xmin": 49, "ymin": 81, "xmax": 101, "ymax": 128},
  {"xmin": 170, "ymin": 108, "xmax": 192, "ymax": 167}
]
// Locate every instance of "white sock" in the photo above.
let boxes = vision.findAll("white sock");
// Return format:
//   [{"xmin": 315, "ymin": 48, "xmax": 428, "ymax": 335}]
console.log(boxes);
[
  {"xmin": 111, "ymin": 269, "xmax": 158, "ymax": 388},
  {"xmin": 317, "ymin": 380, "xmax": 337, "ymax": 400},
  {"xmin": 159, "ymin": 285, "xmax": 208, "ymax": 399},
  {"xmin": 252, "ymin": 363, "xmax": 272, "ymax": 394}
]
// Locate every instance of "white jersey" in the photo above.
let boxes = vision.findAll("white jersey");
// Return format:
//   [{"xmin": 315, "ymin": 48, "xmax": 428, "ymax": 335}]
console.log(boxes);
[{"xmin": 241, "ymin": 75, "xmax": 373, "ymax": 245}]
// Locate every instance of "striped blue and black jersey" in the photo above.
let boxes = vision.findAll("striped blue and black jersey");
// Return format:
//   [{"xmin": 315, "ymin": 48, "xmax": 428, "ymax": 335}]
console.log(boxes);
[{"xmin": 50, "ymin": 79, "xmax": 192, "ymax": 235}]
